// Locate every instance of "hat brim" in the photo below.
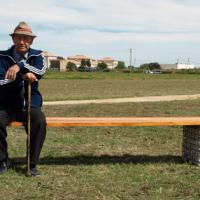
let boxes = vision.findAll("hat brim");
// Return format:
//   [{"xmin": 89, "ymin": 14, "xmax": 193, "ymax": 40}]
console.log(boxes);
[{"xmin": 10, "ymin": 31, "xmax": 37, "ymax": 38}]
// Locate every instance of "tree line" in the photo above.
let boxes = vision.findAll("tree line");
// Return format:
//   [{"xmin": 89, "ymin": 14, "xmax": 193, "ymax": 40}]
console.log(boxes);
[
  {"xmin": 66, "ymin": 59, "xmax": 127, "ymax": 72},
  {"xmin": 66, "ymin": 59, "xmax": 161, "ymax": 72}
]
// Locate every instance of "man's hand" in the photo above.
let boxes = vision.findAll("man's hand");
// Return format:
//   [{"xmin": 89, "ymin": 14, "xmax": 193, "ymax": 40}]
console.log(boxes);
[
  {"xmin": 22, "ymin": 72, "xmax": 38, "ymax": 83},
  {"xmin": 5, "ymin": 64, "xmax": 20, "ymax": 80}
]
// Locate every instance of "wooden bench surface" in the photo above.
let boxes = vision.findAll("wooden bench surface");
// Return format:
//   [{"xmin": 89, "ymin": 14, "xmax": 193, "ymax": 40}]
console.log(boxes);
[{"xmin": 9, "ymin": 117, "xmax": 200, "ymax": 127}]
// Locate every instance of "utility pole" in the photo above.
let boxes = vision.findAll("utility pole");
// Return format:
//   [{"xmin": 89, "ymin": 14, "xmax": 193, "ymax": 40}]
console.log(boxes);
[
  {"xmin": 129, "ymin": 48, "xmax": 132, "ymax": 67},
  {"xmin": 129, "ymin": 48, "xmax": 135, "ymax": 72}
]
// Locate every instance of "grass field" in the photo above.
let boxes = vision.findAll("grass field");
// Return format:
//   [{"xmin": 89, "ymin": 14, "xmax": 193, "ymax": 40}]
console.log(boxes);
[
  {"xmin": 1, "ymin": 72, "xmax": 200, "ymax": 200},
  {"xmin": 41, "ymin": 72, "xmax": 200, "ymax": 101}
]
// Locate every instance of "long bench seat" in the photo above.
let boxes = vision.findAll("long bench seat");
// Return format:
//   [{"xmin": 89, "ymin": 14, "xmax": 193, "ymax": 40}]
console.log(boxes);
[
  {"xmin": 10, "ymin": 117, "xmax": 200, "ymax": 166},
  {"xmin": 10, "ymin": 117, "xmax": 200, "ymax": 127}
]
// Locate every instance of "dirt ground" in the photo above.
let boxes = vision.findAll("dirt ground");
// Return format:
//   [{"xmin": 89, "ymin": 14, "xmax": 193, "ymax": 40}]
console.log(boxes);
[{"xmin": 43, "ymin": 94, "xmax": 200, "ymax": 105}]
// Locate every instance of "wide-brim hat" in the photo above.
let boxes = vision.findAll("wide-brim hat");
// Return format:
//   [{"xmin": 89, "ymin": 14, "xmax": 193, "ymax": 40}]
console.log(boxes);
[{"xmin": 10, "ymin": 21, "xmax": 37, "ymax": 38}]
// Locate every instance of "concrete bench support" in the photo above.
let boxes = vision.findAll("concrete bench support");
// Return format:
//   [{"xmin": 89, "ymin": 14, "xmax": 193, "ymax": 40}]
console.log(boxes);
[{"xmin": 183, "ymin": 126, "xmax": 200, "ymax": 166}]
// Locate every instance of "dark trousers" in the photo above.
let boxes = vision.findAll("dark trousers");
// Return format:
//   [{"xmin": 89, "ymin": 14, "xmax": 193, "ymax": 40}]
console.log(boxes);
[{"xmin": 0, "ymin": 107, "xmax": 46, "ymax": 165}]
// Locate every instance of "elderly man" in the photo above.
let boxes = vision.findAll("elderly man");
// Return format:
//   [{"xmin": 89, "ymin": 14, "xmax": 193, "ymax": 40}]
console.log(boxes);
[{"xmin": 0, "ymin": 21, "xmax": 47, "ymax": 176}]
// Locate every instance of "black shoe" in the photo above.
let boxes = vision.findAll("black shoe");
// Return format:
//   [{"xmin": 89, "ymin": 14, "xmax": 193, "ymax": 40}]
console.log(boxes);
[
  {"xmin": 0, "ymin": 158, "xmax": 13, "ymax": 174},
  {"xmin": 30, "ymin": 166, "xmax": 41, "ymax": 176}
]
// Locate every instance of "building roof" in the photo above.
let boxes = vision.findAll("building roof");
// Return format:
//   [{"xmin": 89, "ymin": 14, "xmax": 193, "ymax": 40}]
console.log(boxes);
[
  {"xmin": 160, "ymin": 64, "xmax": 177, "ymax": 70},
  {"xmin": 101, "ymin": 57, "xmax": 114, "ymax": 61},
  {"xmin": 43, "ymin": 51, "xmax": 57, "ymax": 57},
  {"xmin": 67, "ymin": 55, "xmax": 89, "ymax": 60}
]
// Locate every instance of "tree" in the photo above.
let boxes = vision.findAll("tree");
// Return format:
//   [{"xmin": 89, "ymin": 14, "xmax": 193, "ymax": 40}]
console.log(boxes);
[
  {"xmin": 86, "ymin": 59, "xmax": 91, "ymax": 67},
  {"xmin": 78, "ymin": 59, "xmax": 87, "ymax": 71},
  {"xmin": 78, "ymin": 59, "xmax": 92, "ymax": 71},
  {"xmin": 66, "ymin": 62, "xmax": 77, "ymax": 71},
  {"xmin": 97, "ymin": 62, "xmax": 108, "ymax": 71},
  {"xmin": 115, "ymin": 61, "xmax": 125, "ymax": 70},
  {"xmin": 149, "ymin": 62, "xmax": 161, "ymax": 70},
  {"xmin": 139, "ymin": 62, "xmax": 161, "ymax": 70}
]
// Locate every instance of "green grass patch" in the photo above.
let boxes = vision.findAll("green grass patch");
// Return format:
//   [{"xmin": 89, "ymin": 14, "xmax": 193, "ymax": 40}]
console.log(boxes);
[
  {"xmin": 43, "ymin": 99, "xmax": 200, "ymax": 117},
  {"xmin": 1, "ymin": 74, "xmax": 200, "ymax": 199},
  {"xmin": 1, "ymin": 100, "xmax": 200, "ymax": 199},
  {"xmin": 44, "ymin": 71, "xmax": 200, "ymax": 80},
  {"xmin": 40, "ymin": 74, "xmax": 200, "ymax": 101},
  {"xmin": 2, "ymin": 123, "xmax": 200, "ymax": 199}
]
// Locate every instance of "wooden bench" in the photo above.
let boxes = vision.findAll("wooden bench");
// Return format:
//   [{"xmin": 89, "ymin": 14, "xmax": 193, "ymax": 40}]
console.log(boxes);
[{"xmin": 10, "ymin": 117, "xmax": 200, "ymax": 166}]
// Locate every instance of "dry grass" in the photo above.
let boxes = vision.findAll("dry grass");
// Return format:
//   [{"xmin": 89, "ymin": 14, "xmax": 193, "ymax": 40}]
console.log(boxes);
[{"xmin": 40, "ymin": 72, "xmax": 200, "ymax": 101}]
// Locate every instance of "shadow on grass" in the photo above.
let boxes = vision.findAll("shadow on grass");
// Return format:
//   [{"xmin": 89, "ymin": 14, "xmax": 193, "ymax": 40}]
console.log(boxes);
[{"xmin": 12, "ymin": 154, "xmax": 184, "ymax": 166}]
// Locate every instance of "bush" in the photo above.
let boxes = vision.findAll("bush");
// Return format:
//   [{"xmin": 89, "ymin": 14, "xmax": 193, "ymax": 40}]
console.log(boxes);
[
  {"xmin": 66, "ymin": 62, "xmax": 77, "ymax": 71},
  {"xmin": 103, "ymin": 68, "xmax": 110, "ymax": 72},
  {"xmin": 97, "ymin": 62, "xmax": 108, "ymax": 71},
  {"xmin": 115, "ymin": 61, "xmax": 126, "ymax": 71},
  {"xmin": 122, "ymin": 68, "xmax": 131, "ymax": 73}
]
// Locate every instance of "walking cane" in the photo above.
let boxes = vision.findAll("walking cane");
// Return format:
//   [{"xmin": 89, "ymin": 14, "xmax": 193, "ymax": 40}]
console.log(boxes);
[{"xmin": 27, "ymin": 81, "xmax": 31, "ymax": 176}]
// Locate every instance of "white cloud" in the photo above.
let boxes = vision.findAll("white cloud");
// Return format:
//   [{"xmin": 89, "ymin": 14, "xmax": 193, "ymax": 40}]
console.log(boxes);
[{"xmin": 0, "ymin": 0, "xmax": 200, "ymax": 65}]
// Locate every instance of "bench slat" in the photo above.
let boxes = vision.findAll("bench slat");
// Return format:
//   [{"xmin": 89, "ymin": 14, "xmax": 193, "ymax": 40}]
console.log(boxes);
[{"xmin": 9, "ymin": 117, "xmax": 200, "ymax": 127}]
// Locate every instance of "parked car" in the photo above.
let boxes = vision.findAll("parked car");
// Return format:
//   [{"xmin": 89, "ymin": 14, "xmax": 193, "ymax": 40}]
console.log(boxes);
[{"xmin": 144, "ymin": 70, "xmax": 162, "ymax": 74}]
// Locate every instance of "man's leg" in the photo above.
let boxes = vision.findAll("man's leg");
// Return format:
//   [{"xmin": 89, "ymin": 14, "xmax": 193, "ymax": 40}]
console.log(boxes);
[
  {"xmin": 0, "ymin": 109, "xmax": 13, "ymax": 174},
  {"xmin": 0, "ymin": 109, "xmax": 11, "ymax": 161},
  {"xmin": 23, "ymin": 108, "xmax": 46, "ymax": 167}
]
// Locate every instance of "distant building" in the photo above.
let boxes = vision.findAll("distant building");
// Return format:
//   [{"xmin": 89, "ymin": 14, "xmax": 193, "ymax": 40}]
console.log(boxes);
[
  {"xmin": 43, "ymin": 51, "xmax": 67, "ymax": 72},
  {"xmin": 44, "ymin": 52, "xmax": 120, "ymax": 71},
  {"xmin": 160, "ymin": 64, "xmax": 177, "ymax": 70},
  {"xmin": 66, "ymin": 55, "xmax": 118, "ymax": 69},
  {"xmin": 66, "ymin": 55, "xmax": 97, "ymax": 67},
  {"xmin": 160, "ymin": 63, "xmax": 195, "ymax": 70},
  {"xmin": 98, "ymin": 57, "xmax": 118, "ymax": 69},
  {"xmin": 43, "ymin": 51, "xmax": 57, "ymax": 69},
  {"xmin": 176, "ymin": 63, "xmax": 194, "ymax": 69}
]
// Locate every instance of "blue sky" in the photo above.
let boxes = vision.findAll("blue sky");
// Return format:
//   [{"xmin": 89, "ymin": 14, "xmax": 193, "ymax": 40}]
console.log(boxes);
[{"xmin": 0, "ymin": 0, "xmax": 200, "ymax": 67}]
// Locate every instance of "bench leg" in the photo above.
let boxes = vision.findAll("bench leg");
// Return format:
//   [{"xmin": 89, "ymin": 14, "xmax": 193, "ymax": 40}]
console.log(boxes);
[{"xmin": 183, "ymin": 125, "xmax": 200, "ymax": 166}]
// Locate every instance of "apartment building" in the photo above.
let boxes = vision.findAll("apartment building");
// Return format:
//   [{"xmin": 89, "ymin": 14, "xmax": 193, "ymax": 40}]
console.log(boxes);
[
  {"xmin": 160, "ymin": 63, "xmax": 195, "ymax": 70},
  {"xmin": 97, "ymin": 57, "xmax": 118, "ymax": 69},
  {"xmin": 44, "ymin": 52, "xmax": 119, "ymax": 71},
  {"xmin": 43, "ymin": 51, "xmax": 67, "ymax": 72},
  {"xmin": 67, "ymin": 55, "xmax": 118, "ymax": 69}
]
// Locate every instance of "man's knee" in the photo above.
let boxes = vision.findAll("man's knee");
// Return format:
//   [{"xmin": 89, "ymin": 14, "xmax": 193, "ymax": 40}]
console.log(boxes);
[
  {"xmin": 0, "ymin": 111, "xmax": 10, "ymax": 127},
  {"xmin": 31, "ymin": 109, "xmax": 46, "ymax": 125},
  {"xmin": 31, "ymin": 116, "xmax": 46, "ymax": 128}
]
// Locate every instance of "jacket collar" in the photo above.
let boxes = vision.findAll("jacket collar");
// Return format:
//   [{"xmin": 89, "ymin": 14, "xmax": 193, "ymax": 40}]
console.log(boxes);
[{"xmin": 0, "ymin": 45, "xmax": 42, "ymax": 58}]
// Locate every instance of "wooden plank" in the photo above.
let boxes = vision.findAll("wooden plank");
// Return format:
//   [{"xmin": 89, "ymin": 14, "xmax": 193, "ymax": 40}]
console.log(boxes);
[{"xmin": 9, "ymin": 117, "xmax": 200, "ymax": 127}]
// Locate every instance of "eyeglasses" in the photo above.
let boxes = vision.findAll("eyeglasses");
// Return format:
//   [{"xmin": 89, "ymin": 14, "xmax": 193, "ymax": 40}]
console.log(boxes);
[{"xmin": 13, "ymin": 35, "xmax": 33, "ymax": 42}]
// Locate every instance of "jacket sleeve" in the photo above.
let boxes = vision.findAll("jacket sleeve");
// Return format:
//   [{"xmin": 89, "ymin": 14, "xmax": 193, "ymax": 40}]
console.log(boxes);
[
  {"xmin": 17, "ymin": 52, "xmax": 47, "ymax": 79},
  {"xmin": 0, "ymin": 58, "xmax": 15, "ymax": 86}
]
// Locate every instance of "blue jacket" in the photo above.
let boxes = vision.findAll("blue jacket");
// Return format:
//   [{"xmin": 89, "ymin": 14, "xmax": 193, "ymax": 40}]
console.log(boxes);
[{"xmin": 0, "ymin": 46, "xmax": 47, "ymax": 110}]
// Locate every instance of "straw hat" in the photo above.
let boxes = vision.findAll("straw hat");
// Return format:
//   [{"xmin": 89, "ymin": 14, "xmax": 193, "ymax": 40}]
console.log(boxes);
[{"xmin": 10, "ymin": 21, "xmax": 37, "ymax": 38}]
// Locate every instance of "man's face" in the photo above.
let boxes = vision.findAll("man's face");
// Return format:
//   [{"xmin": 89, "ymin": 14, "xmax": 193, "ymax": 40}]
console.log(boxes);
[{"xmin": 12, "ymin": 34, "xmax": 33, "ymax": 54}]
